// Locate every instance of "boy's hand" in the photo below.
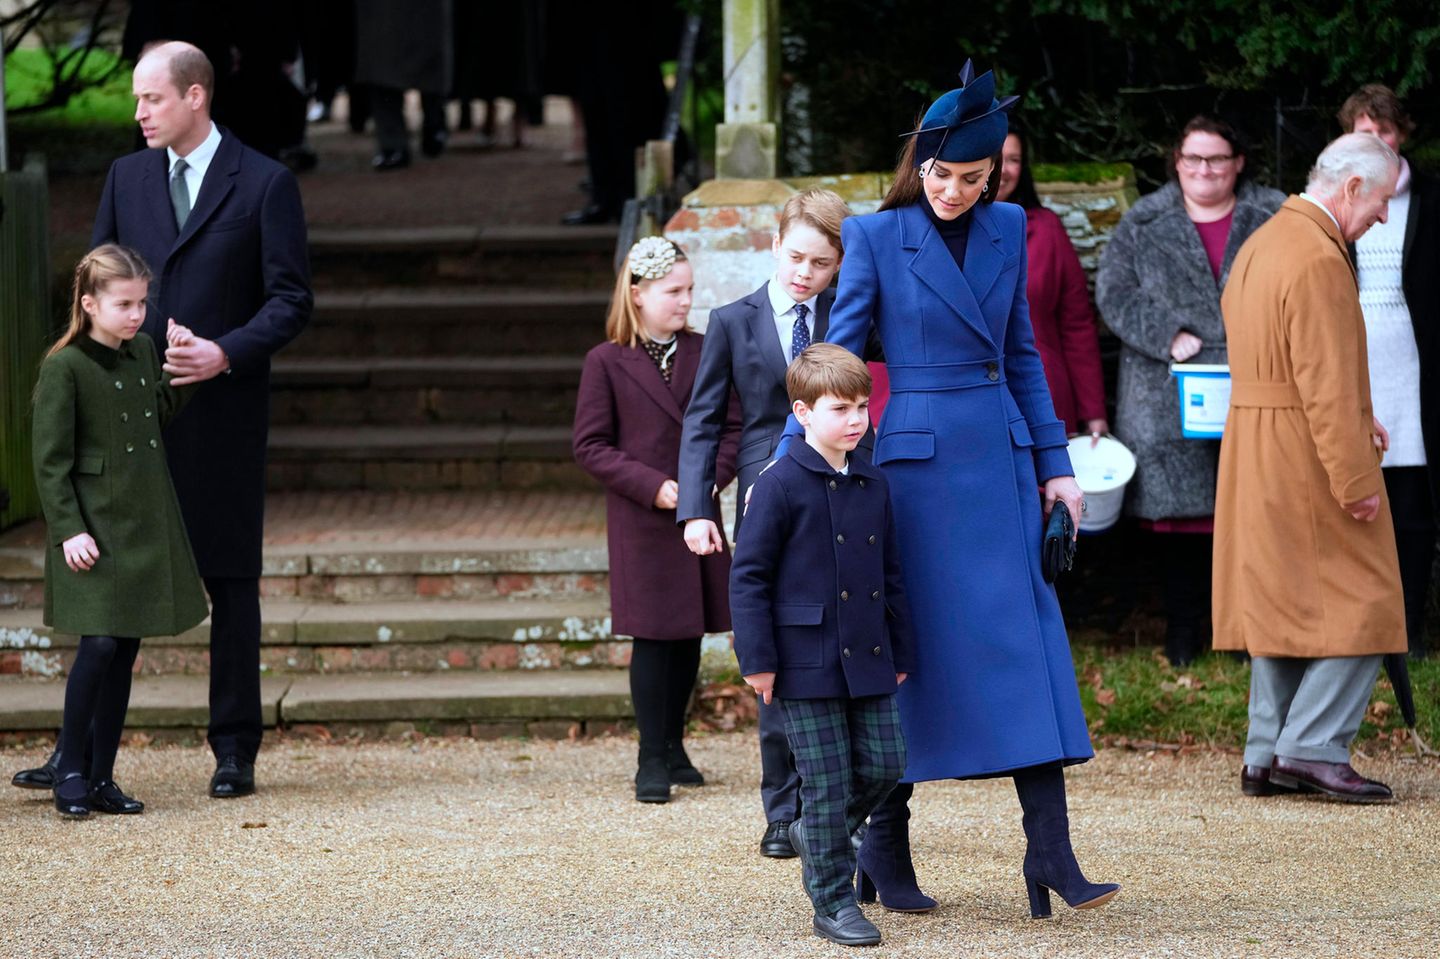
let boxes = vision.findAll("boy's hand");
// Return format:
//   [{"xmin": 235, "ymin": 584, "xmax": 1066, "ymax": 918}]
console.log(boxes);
[
  {"xmin": 62, "ymin": 532, "xmax": 99, "ymax": 572},
  {"xmin": 744, "ymin": 671, "xmax": 776, "ymax": 705},
  {"xmin": 684, "ymin": 518, "xmax": 725, "ymax": 556},
  {"xmin": 653, "ymin": 479, "xmax": 679, "ymax": 510},
  {"xmin": 897, "ymin": 672, "xmax": 908, "ymax": 686},
  {"xmin": 165, "ymin": 317, "xmax": 196, "ymax": 347}
]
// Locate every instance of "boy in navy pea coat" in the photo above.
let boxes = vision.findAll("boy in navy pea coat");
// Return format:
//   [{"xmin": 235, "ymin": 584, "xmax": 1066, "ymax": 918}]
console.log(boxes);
[{"xmin": 730, "ymin": 344, "xmax": 915, "ymax": 947}]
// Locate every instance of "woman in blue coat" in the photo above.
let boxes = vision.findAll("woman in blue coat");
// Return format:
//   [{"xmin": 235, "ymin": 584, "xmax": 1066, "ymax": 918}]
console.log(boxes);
[{"xmin": 825, "ymin": 65, "xmax": 1119, "ymax": 919}]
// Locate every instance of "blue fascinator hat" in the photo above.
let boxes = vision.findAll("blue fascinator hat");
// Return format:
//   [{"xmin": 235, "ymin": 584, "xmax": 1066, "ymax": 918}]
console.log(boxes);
[{"xmin": 905, "ymin": 61, "xmax": 1019, "ymax": 166}]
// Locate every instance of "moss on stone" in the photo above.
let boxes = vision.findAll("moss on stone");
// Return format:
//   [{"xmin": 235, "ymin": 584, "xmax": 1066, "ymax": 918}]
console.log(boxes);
[{"xmin": 1032, "ymin": 162, "xmax": 1134, "ymax": 185}]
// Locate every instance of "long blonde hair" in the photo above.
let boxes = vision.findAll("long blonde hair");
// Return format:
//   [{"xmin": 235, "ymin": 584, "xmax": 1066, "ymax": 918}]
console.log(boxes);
[
  {"xmin": 605, "ymin": 237, "xmax": 689, "ymax": 347},
  {"xmin": 47, "ymin": 244, "xmax": 153, "ymax": 358}
]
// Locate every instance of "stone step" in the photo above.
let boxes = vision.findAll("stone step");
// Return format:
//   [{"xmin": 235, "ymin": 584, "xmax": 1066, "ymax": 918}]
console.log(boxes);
[
  {"xmin": 1, "ymin": 598, "xmax": 622, "ymax": 678},
  {"xmin": 3, "ymin": 538, "xmax": 609, "ymax": 610},
  {"xmin": 0, "ymin": 669, "xmax": 632, "ymax": 738},
  {"xmin": 269, "ymin": 355, "xmax": 583, "ymax": 427},
  {"xmin": 284, "ymin": 288, "xmax": 611, "ymax": 359},
  {"xmin": 265, "ymin": 425, "xmax": 589, "ymax": 491},
  {"xmin": 307, "ymin": 224, "xmax": 618, "ymax": 289}
]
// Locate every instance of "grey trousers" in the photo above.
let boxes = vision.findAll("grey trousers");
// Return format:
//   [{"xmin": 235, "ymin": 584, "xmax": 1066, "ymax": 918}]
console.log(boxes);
[{"xmin": 1244, "ymin": 655, "xmax": 1382, "ymax": 766}]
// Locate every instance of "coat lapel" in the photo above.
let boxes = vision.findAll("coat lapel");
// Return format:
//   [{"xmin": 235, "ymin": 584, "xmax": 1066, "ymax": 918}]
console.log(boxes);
[
  {"xmin": 812, "ymin": 287, "xmax": 835, "ymax": 343},
  {"xmin": 964, "ymin": 203, "xmax": 1009, "ymax": 342},
  {"xmin": 171, "ymin": 131, "xmax": 239, "ymax": 256},
  {"xmin": 900, "ymin": 202, "xmax": 995, "ymax": 348},
  {"xmin": 617, "ymin": 345, "xmax": 683, "ymax": 423},
  {"xmin": 743, "ymin": 283, "xmax": 791, "ymax": 386},
  {"xmin": 669, "ymin": 331, "xmax": 700, "ymax": 406},
  {"xmin": 1285, "ymin": 196, "xmax": 1357, "ymax": 288},
  {"xmin": 142, "ymin": 150, "xmax": 181, "ymax": 250}
]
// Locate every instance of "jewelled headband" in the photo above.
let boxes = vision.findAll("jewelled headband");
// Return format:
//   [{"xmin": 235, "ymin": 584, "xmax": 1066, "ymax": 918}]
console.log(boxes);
[{"xmin": 628, "ymin": 235, "xmax": 680, "ymax": 280}]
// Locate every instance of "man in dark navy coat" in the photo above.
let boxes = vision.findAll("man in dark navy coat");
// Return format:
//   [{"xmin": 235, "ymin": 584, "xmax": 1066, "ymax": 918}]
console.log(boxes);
[
  {"xmin": 17, "ymin": 41, "xmax": 311, "ymax": 799},
  {"xmin": 730, "ymin": 345, "xmax": 915, "ymax": 947}
]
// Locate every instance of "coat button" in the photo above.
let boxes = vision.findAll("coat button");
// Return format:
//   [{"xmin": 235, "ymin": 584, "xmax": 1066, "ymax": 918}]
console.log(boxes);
[
  {"xmin": 868, "ymin": 535, "xmax": 877, "ymax": 545},
  {"xmin": 140, "ymin": 377, "xmax": 146, "ymax": 386},
  {"xmin": 986, "ymin": 362, "xmax": 1000, "ymax": 382},
  {"xmin": 114, "ymin": 381, "xmax": 123, "ymax": 390},
  {"xmin": 843, "ymin": 648, "xmax": 851, "ymax": 658},
  {"xmin": 144, "ymin": 409, "xmax": 153, "ymax": 418},
  {"xmin": 149, "ymin": 439, "xmax": 158, "ymax": 449},
  {"xmin": 872, "ymin": 590, "xmax": 881, "ymax": 600},
  {"xmin": 859, "ymin": 479, "xmax": 866, "ymax": 489},
  {"xmin": 841, "ymin": 590, "xmax": 849, "ymax": 601},
  {"xmin": 836, "ymin": 534, "xmax": 845, "ymax": 544},
  {"xmin": 120, "ymin": 412, "xmax": 129, "ymax": 422},
  {"xmin": 829, "ymin": 479, "xmax": 837, "ymax": 490},
  {"xmin": 125, "ymin": 442, "xmax": 134, "ymax": 453},
  {"xmin": 873, "ymin": 646, "xmax": 882, "ymax": 656}
]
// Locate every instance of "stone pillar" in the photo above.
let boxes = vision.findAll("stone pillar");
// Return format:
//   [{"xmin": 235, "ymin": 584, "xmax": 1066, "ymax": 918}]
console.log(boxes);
[{"xmin": 716, "ymin": 0, "xmax": 779, "ymax": 179}]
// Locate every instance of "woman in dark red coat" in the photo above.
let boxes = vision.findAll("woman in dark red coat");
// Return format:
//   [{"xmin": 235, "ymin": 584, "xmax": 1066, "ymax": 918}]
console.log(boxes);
[
  {"xmin": 996, "ymin": 130, "xmax": 1109, "ymax": 438},
  {"xmin": 573, "ymin": 236, "xmax": 740, "ymax": 803}
]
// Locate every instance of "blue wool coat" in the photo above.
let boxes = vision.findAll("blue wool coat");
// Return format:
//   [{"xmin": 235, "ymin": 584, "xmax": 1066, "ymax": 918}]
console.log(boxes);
[
  {"xmin": 826, "ymin": 200, "xmax": 1094, "ymax": 780},
  {"xmin": 730, "ymin": 441, "xmax": 916, "ymax": 700}
]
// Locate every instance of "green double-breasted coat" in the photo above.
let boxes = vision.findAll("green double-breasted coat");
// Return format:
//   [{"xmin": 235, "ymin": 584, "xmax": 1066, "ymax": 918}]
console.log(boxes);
[{"xmin": 33, "ymin": 333, "xmax": 209, "ymax": 637}]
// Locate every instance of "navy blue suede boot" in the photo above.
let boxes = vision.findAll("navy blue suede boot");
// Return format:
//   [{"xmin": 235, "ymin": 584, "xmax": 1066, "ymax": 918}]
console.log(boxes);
[
  {"xmin": 854, "ymin": 783, "xmax": 937, "ymax": 913},
  {"xmin": 1013, "ymin": 765, "xmax": 1120, "ymax": 918}
]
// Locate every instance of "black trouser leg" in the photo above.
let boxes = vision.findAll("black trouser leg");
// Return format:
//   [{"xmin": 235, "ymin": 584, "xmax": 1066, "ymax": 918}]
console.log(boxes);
[
  {"xmin": 206, "ymin": 577, "xmax": 263, "ymax": 763},
  {"xmin": 58, "ymin": 637, "xmax": 137, "ymax": 784},
  {"xmin": 420, "ymin": 92, "xmax": 447, "ymax": 141},
  {"xmin": 1161, "ymin": 532, "xmax": 1212, "ymax": 666},
  {"xmin": 759, "ymin": 696, "xmax": 801, "ymax": 822},
  {"xmin": 628, "ymin": 638, "xmax": 668, "ymax": 755},
  {"xmin": 663, "ymin": 638, "xmax": 702, "ymax": 745},
  {"xmin": 1384, "ymin": 467, "xmax": 1437, "ymax": 657},
  {"xmin": 371, "ymin": 86, "xmax": 408, "ymax": 154}
]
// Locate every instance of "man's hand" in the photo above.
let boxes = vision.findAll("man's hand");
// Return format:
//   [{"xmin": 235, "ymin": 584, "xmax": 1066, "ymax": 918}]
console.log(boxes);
[
  {"xmin": 1169, "ymin": 331, "xmax": 1203, "ymax": 362},
  {"xmin": 744, "ymin": 671, "xmax": 776, "ymax": 705},
  {"xmin": 897, "ymin": 672, "xmax": 908, "ymax": 686},
  {"xmin": 1373, "ymin": 416, "xmax": 1390, "ymax": 453},
  {"xmin": 164, "ymin": 335, "xmax": 229, "ymax": 386},
  {"xmin": 1346, "ymin": 494, "xmax": 1381, "ymax": 522},
  {"xmin": 684, "ymin": 518, "xmax": 725, "ymax": 556},
  {"xmin": 62, "ymin": 532, "xmax": 99, "ymax": 572},
  {"xmin": 653, "ymin": 479, "xmax": 679, "ymax": 510}
]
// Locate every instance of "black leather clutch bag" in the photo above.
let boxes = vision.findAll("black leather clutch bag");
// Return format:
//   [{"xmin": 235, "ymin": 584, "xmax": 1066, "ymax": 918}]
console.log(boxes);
[{"xmin": 1042, "ymin": 501, "xmax": 1076, "ymax": 583}]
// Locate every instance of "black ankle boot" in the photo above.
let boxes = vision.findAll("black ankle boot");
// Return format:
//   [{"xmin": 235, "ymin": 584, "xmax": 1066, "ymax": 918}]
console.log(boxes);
[
  {"xmin": 855, "ymin": 784, "xmax": 936, "ymax": 912},
  {"xmin": 635, "ymin": 747, "xmax": 671, "ymax": 803},
  {"xmin": 1014, "ymin": 766, "xmax": 1119, "ymax": 918},
  {"xmin": 665, "ymin": 740, "xmax": 704, "ymax": 786}
]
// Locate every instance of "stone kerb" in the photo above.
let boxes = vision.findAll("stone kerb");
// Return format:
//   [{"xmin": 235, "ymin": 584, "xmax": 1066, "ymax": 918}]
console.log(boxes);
[{"xmin": 663, "ymin": 168, "xmax": 1137, "ymax": 332}]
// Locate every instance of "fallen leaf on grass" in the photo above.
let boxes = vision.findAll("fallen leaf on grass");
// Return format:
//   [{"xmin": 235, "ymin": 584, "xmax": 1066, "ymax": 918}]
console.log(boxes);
[
  {"xmin": 1095, "ymin": 688, "xmax": 1116, "ymax": 707},
  {"xmin": 241, "ymin": 821, "xmax": 268, "ymax": 829}
]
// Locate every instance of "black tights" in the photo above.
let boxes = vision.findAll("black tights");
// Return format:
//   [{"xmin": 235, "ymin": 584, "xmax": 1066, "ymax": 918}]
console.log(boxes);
[
  {"xmin": 629, "ymin": 637, "xmax": 701, "ymax": 754},
  {"xmin": 57, "ymin": 636, "xmax": 140, "ymax": 788}
]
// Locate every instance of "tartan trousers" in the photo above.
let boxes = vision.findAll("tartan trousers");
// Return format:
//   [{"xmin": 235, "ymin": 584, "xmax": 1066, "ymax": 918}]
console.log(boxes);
[{"xmin": 780, "ymin": 694, "xmax": 907, "ymax": 916}]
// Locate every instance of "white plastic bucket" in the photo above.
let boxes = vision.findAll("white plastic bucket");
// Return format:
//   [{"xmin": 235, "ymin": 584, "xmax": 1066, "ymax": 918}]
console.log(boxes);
[
  {"xmin": 1171, "ymin": 363, "xmax": 1231, "ymax": 439},
  {"xmin": 1066, "ymin": 434, "xmax": 1136, "ymax": 533}
]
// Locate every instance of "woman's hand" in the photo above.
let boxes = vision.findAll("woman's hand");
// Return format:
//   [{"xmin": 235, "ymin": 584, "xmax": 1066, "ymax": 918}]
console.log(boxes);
[
  {"xmin": 1083, "ymin": 418, "xmax": 1109, "ymax": 448},
  {"xmin": 653, "ymin": 479, "xmax": 679, "ymax": 510},
  {"xmin": 62, "ymin": 532, "xmax": 99, "ymax": 572},
  {"xmin": 1169, "ymin": 331, "xmax": 1203, "ymax": 362},
  {"xmin": 684, "ymin": 518, "xmax": 725, "ymax": 556},
  {"xmin": 1043, "ymin": 475, "xmax": 1084, "ymax": 540}
]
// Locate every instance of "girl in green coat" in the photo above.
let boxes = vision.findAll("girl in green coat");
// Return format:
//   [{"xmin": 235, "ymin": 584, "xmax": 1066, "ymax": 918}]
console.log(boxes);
[{"xmin": 33, "ymin": 245, "xmax": 209, "ymax": 819}]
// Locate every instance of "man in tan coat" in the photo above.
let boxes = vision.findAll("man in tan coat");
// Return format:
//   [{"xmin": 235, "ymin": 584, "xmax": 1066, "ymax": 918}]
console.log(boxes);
[{"xmin": 1216, "ymin": 132, "xmax": 1406, "ymax": 803}]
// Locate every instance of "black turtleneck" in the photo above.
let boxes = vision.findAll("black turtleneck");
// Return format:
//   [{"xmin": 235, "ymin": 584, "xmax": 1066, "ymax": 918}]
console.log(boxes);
[{"xmin": 919, "ymin": 199, "xmax": 973, "ymax": 270}]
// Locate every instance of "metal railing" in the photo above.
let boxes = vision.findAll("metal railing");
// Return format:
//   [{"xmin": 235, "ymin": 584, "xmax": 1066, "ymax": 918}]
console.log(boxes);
[{"xmin": 613, "ymin": 13, "xmax": 702, "ymax": 272}]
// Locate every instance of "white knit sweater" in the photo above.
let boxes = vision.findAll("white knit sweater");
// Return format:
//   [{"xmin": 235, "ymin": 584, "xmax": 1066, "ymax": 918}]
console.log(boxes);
[{"xmin": 1356, "ymin": 160, "xmax": 1425, "ymax": 467}]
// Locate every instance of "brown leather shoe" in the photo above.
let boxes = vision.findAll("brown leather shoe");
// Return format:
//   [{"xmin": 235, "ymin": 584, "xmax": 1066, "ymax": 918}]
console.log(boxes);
[
  {"xmin": 1270, "ymin": 757, "xmax": 1393, "ymax": 803},
  {"xmin": 1240, "ymin": 764, "xmax": 1298, "ymax": 797}
]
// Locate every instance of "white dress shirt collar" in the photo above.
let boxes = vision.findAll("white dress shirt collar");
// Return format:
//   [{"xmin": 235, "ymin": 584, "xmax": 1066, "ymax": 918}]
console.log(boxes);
[
  {"xmin": 168, "ymin": 122, "xmax": 222, "ymax": 179},
  {"xmin": 1298, "ymin": 192, "xmax": 1342, "ymax": 233}
]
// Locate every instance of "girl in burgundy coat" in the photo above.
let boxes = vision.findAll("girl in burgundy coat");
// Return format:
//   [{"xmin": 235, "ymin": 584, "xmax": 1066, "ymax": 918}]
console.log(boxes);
[
  {"xmin": 995, "ymin": 129, "xmax": 1109, "ymax": 438},
  {"xmin": 573, "ymin": 236, "xmax": 740, "ymax": 803}
]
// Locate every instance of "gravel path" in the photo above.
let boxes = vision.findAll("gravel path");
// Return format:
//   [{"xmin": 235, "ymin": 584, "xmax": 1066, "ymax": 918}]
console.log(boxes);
[{"xmin": 2, "ymin": 736, "xmax": 1436, "ymax": 958}]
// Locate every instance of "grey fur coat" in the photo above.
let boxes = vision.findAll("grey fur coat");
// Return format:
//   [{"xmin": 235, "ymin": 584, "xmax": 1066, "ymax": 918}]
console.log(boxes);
[{"xmin": 1096, "ymin": 179, "xmax": 1285, "ymax": 520}]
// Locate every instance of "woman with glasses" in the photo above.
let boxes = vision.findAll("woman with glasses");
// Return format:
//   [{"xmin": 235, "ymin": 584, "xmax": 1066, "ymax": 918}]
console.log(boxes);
[{"xmin": 1096, "ymin": 116, "xmax": 1283, "ymax": 666}]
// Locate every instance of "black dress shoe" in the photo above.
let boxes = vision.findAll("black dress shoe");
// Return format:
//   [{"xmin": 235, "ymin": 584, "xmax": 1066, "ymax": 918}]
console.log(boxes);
[
  {"xmin": 372, "ymin": 149, "xmax": 411, "ymax": 172},
  {"xmin": 53, "ymin": 773, "xmax": 91, "ymax": 819},
  {"xmin": 760, "ymin": 820, "xmax": 798, "ymax": 858},
  {"xmin": 813, "ymin": 904, "xmax": 882, "ymax": 947},
  {"xmin": 1270, "ymin": 756, "xmax": 1393, "ymax": 803},
  {"xmin": 12, "ymin": 760, "xmax": 57, "ymax": 791},
  {"xmin": 421, "ymin": 129, "xmax": 448, "ymax": 158},
  {"xmin": 561, "ymin": 204, "xmax": 619, "ymax": 226},
  {"xmin": 1241, "ymin": 763, "xmax": 1298, "ymax": 797},
  {"xmin": 665, "ymin": 741, "xmax": 705, "ymax": 786},
  {"xmin": 210, "ymin": 756, "xmax": 256, "ymax": 798},
  {"xmin": 90, "ymin": 780, "xmax": 144, "ymax": 814}
]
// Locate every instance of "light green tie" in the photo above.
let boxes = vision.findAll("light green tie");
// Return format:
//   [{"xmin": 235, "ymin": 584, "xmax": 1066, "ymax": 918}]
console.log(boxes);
[{"xmin": 170, "ymin": 158, "xmax": 191, "ymax": 229}]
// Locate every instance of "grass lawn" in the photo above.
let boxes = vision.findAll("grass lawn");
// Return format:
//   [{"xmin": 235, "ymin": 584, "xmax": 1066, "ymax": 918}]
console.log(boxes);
[{"xmin": 5, "ymin": 46, "xmax": 134, "ymax": 127}]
